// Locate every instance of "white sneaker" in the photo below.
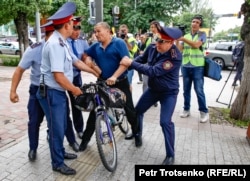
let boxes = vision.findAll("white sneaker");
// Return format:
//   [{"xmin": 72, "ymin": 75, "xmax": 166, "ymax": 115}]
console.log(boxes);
[
  {"xmin": 200, "ymin": 112, "xmax": 209, "ymax": 123},
  {"xmin": 180, "ymin": 110, "xmax": 190, "ymax": 118}
]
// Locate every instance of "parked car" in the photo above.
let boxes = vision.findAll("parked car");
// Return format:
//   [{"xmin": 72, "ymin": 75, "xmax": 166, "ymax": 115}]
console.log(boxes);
[
  {"xmin": 0, "ymin": 42, "xmax": 20, "ymax": 55},
  {"xmin": 205, "ymin": 42, "xmax": 237, "ymax": 69}
]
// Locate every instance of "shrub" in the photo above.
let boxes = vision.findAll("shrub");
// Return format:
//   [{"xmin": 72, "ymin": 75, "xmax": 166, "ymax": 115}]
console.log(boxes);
[{"xmin": 0, "ymin": 54, "xmax": 20, "ymax": 66}]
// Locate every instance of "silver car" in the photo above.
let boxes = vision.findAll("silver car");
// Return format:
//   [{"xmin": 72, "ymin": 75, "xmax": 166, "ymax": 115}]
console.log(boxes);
[
  {"xmin": 0, "ymin": 42, "xmax": 20, "ymax": 55},
  {"xmin": 205, "ymin": 42, "xmax": 237, "ymax": 70}
]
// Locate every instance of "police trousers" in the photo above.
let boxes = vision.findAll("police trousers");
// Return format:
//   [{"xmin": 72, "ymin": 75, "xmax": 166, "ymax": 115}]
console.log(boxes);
[{"xmin": 135, "ymin": 88, "xmax": 178, "ymax": 157}]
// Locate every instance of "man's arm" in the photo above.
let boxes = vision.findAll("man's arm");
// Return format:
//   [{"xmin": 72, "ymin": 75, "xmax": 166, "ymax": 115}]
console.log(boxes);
[
  {"xmin": 178, "ymin": 36, "xmax": 203, "ymax": 49},
  {"xmin": 82, "ymin": 55, "xmax": 102, "ymax": 75},
  {"xmin": 74, "ymin": 60, "xmax": 101, "ymax": 77},
  {"xmin": 106, "ymin": 56, "xmax": 130, "ymax": 85},
  {"xmin": 54, "ymin": 72, "xmax": 82, "ymax": 96},
  {"xmin": 10, "ymin": 66, "xmax": 25, "ymax": 103}
]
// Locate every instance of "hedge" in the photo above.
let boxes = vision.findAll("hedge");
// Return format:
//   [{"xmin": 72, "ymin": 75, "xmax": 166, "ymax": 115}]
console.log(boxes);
[{"xmin": 0, "ymin": 54, "xmax": 20, "ymax": 66}]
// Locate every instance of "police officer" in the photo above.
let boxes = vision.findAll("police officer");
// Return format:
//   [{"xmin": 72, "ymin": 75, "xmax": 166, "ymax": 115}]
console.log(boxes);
[
  {"xmin": 67, "ymin": 16, "xmax": 89, "ymax": 139},
  {"xmin": 120, "ymin": 26, "xmax": 183, "ymax": 165},
  {"xmin": 9, "ymin": 21, "xmax": 54, "ymax": 161},
  {"xmin": 36, "ymin": 2, "xmax": 100, "ymax": 175}
]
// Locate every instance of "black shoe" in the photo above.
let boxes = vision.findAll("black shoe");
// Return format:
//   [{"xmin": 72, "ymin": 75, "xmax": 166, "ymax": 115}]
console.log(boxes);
[
  {"xmin": 28, "ymin": 150, "xmax": 37, "ymax": 161},
  {"xmin": 135, "ymin": 135, "xmax": 142, "ymax": 147},
  {"xmin": 162, "ymin": 156, "xmax": 175, "ymax": 165},
  {"xmin": 64, "ymin": 152, "xmax": 77, "ymax": 159},
  {"xmin": 79, "ymin": 140, "xmax": 89, "ymax": 152},
  {"xmin": 125, "ymin": 133, "xmax": 134, "ymax": 140},
  {"xmin": 232, "ymin": 83, "xmax": 238, "ymax": 86},
  {"xmin": 69, "ymin": 142, "xmax": 79, "ymax": 152},
  {"xmin": 77, "ymin": 132, "xmax": 84, "ymax": 139},
  {"xmin": 53, "ymin": 163, "xmax": 76, "ymax": 175}
]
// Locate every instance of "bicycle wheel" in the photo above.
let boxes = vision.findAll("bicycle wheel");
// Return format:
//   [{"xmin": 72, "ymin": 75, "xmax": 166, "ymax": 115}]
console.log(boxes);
[
  {"xmin": 118, "ymin": 115, "xmax": 129, "ymax": 134},
  {"xmin": 95, "ymin": 114, "xmax": 117, "ymax": 172}
]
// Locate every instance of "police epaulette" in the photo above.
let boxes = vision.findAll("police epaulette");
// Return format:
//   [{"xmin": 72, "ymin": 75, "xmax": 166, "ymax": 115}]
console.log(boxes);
[
  {"xmin": 30, "ymin": 42, "xmax": 42, "ymax": 49},
  {"xmin": 59, "ymin": 37, "xmax": 65, "ymax": 47}
]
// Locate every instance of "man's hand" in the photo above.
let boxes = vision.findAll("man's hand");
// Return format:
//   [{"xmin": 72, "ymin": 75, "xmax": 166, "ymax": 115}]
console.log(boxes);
[
  {"xmin": 120, "ymin": 56, "xmax": 132, "ymax": 67},
  {"xmin": 71, "ymin": 87, "xmax": 83, "ymax": 97},
  {"xmin": 106, "ymin": 76, "xmax": 117, "ymax": 85},
  {"xmin": 10, "ymin": 92, "xmax": 19, "ymax": 103}
]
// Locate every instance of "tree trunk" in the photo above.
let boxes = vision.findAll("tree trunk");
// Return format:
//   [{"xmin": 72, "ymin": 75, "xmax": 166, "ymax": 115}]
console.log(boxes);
[
  {"xmin": 247, "ymin": 123, "xmax": 250, "ymax": 139},
  {"xmin": 13, "ymin": 11, "xmax": 29, "ymax": 57},
  {"xmin": 230, "ymin": 2, "xmax": 250, "ymax": 122}
]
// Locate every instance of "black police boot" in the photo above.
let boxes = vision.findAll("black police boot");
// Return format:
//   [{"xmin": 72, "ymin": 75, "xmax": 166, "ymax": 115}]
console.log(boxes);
[{"xmin": 28, "ymin": 150, "xmax": 37, "ymax": 161}]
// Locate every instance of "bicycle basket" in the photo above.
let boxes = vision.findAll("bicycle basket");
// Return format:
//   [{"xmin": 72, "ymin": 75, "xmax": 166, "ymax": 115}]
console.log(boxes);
[{"xmin": 99, "ymin": 87, "xmax": 126, "ymax": 108}]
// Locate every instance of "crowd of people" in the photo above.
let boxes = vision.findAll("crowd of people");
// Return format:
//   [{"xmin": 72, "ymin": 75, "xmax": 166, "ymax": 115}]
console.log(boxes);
[{"xmin": 8, "ymin": 1, "xmax": 211, "ymax": 176}]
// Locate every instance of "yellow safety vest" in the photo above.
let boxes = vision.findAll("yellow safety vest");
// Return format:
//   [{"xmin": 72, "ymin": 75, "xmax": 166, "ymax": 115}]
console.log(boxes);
[
  {"xmin": 128, "ymin": 36, "xmax": 138, "ymax": 58},
  {"xmin": 182, "ymin": 32, "xmax": 206, "ymax": 66}
]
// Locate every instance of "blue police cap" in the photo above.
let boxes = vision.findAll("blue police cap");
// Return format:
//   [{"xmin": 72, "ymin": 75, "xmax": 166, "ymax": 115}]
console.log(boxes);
[
  {"xmin": 40, "ymin": 21, "xmax": 54, "ymax": 32},
  {"xmin": 48, "ymin": 2, "xmax": 76, "ymax": 25},
  {"xmin": 159, "ymin": 27, "xmax": 182, "ymax": 40}
]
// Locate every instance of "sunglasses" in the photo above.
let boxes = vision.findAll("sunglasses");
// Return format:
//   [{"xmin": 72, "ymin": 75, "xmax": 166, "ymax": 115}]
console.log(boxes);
[
  {"xmin": 155, "ymin": 37, "xmax": 171, "ymax": 44},
  {"xmin": 73, "ymin": 25, "xmax": 81, "ymax": 30}
]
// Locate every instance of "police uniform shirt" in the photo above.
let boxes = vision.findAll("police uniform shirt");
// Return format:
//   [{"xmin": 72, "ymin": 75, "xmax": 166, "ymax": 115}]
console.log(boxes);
[
  {"xmin": 67, "ymin": 37, "xmax": 89, "ymax": 76},
  {"xmin": 18, "ymin": 41, "xmax": 44, "ymax": 86},
  {"xmin": 67, "ymin": 37, "xmax": 89, "ymax": 59},
  {"xmin": 41, "ymin": 31, "xmax": 77, "ymax": 91},
  {"xmin": 132, "ymin": 43, "xmax": 182, "ymax": 92},
  {"xmin": 85, "ymin": 37, "xmax": 129, "ymax": 79}
]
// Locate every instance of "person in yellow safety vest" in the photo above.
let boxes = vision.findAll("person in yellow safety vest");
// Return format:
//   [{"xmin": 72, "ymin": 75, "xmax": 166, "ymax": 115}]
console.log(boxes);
[
  {"xmin": 176, "ymin": 14, "xmax": 209, "ymax": 123},
  {"xmin": 118, "ymin": 24, "xmax": 138, "ymax": 92}
]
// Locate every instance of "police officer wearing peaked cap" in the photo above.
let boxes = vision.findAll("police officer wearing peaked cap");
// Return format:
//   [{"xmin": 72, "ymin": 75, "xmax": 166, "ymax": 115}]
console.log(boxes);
[
  {"xmin": 36, "ymin": 2, "xmax": 100, "ymax": 176},
  {"xmin": 120, "ymin": 26, "xmax": 183, "ymax": 165},
  {"xmin": 10, "ymin": 20, "xmax": 54, "ymax": 162},
  {"xmin": 42, "ymin": 20, "xmax": 82, "ymax": 153},
  {"xmin": 66, "ymin": 16, "xmax": 89, "ymax": 140}
]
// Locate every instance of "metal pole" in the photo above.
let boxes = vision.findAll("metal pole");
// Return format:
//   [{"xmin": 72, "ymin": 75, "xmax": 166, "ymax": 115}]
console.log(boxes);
[
  {"xmin": 95, "ymin": 0, "xmax": 103, "ymax": 23},
  {"xmin": 35, "ymin": 9, "xmax": 41, "ymax": 42}
]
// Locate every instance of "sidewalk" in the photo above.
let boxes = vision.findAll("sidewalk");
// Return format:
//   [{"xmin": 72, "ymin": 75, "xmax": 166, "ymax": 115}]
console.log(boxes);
[{"xmin": 0, "ymin": 66, "xmax": 249, "ymax": 181}]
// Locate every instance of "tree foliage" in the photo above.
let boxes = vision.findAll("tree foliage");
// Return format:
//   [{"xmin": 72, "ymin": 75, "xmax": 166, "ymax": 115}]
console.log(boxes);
[{"xmin": 0, "ymin": 0, "xmax": 191, "ymax": 53}]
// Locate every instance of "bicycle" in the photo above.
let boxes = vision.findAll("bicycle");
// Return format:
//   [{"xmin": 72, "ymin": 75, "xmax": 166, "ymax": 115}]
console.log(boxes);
[{"xmin": 74, "ymin": 80, "xmax": 129, "ymax": 172}]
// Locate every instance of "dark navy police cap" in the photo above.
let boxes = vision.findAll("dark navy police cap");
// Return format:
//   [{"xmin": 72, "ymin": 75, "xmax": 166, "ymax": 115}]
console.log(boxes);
[
  {"xmin": 40, "ymin": 21, "xmax": 54, "ymax": 32},
  {"xmin": 73, "ymin": 16, "xmax": 82, "ymax": 22},
  {"xmin": 48, "ymin": 2, "xmax": 76, "ymax": 25},
  {"xmin": 158, "ymin": 26, "xmax": 182, "ymax": 41},
  {"xmin": 73, "ymin": 16, "xmax": 82, "ymax": 25}
]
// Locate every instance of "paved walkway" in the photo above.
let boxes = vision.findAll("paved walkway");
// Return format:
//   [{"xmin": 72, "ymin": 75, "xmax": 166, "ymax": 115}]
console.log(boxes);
[{"xmin": 0, "ymin": 66, "xmax": 249, "ymax": 181}]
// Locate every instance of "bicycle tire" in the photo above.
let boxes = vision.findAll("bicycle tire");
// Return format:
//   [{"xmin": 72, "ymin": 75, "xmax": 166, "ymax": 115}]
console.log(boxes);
[
  {"xmin": 95, "ymin": 114, "xmax": 117, "ymax": 172},
  {"xmin": 118, "ymin": 115, "xmax": 129, "ymax": 134}
]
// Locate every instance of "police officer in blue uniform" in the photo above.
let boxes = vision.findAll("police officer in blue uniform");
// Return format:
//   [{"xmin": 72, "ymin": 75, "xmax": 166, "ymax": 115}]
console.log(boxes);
[
  {"xmin": 120, "ymin": 26, "xmax": 182, "ymax": 165},
  {"xmin": 36, "ymin": 2, "xmax": 100, "ymax": 175},
  {"xmin": 10, "ymin": 21, "xmax": 54, "ymax": 161},
  {"xmin": 67, "ymin": 16, "xmax": 89, "ymax": 139}
]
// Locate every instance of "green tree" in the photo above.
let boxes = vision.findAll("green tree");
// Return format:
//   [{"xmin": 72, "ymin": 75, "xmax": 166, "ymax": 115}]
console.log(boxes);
[
  {"xmin": 0, "ymin": 0, "xmax": 191, "ymax": 56},
  {"xmin": 0, "ymin": 0, "xmax": 53, "ymax": 56},
  {"xmin": 172, "ymin": 0, "xmax": 215, "ymax": 36}
]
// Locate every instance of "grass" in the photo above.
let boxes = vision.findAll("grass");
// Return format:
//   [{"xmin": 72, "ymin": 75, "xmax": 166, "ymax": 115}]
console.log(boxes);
[{"xmin": 209, "ymin": 106, "xmax": 250, "ymax": 129}]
